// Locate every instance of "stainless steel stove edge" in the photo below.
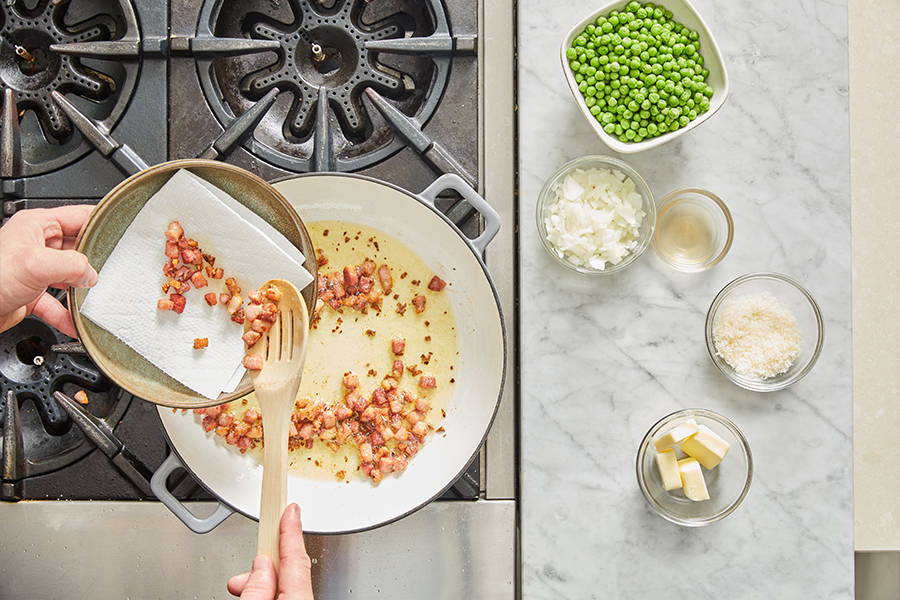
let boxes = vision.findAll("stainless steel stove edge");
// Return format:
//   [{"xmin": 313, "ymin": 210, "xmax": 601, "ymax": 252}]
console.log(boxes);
[{"xmin": 0, "ymin": 499, "xmax": 515, "ymax": 600}]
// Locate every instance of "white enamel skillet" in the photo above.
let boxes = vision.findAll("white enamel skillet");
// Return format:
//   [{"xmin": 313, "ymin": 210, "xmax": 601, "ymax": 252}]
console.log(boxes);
[{"xmin": 151, "ymin": 174, "xmax": 506, "ymax": 535}]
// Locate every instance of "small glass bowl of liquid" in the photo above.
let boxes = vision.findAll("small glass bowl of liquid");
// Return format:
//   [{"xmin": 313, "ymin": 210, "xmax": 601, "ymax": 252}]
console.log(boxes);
[{"xmin": 652, "ymin": 189, "xmax": 734, "ymax": 272}]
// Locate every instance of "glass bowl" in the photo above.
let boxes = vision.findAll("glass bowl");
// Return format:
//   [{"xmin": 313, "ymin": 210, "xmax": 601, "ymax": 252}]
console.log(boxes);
[
  {"xmin": 705, "ymin": 273, "xmax": 824, "ymax": 392},
  {"xmin": 652, "ymin": 188, "xmax": 733, "ymax": 272},
  {"xmin": 536, "ymin": 155, "xmax": 656, "ymax": 275},
  {"xmin": 636, "ymin": 408, "xmax": 752, "ymax": 527}
]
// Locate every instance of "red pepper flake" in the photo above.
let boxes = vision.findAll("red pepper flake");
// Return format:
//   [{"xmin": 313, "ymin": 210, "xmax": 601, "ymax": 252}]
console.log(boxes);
[
  {"xmin": 424, "ymin": 336, "xmax": 432, "ymax": 342},
  {"xmin": 204, "ymin": 293, "xmax": 217, "ymax": 306},
  {"xmin": 364, "ymin": 329, "xmax": 376, "ymax": 337},
  {"xmin": 323, "ymin": 229, "xmax": 330, "ymax": 237},
  {"xmin": 193, "ymin": 338, "xmax": 209, "ymax": 349},
  {"xmin": 74, "ymin": 390, "xmax": 89, "ymax": 405},
  {"xmin": 367, "ymin": 369, "xmax": 377, "ymax": 377},
  {"xmin": 427, "ymin": 276, "xmax": 447, "ymax": 292}
]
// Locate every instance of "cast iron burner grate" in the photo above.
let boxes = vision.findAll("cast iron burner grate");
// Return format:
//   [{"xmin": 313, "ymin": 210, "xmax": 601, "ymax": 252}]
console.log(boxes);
[
  {"xmin": 0, "ymin": 303, "xmax": 132, "ymax": 484},
  {"xmin": 194, "ymin": 0, "xmax": 454, "ymax": 172},
  {"xmin": 0, "ymin": 0, "xmax": 141, "ymax": 177}
]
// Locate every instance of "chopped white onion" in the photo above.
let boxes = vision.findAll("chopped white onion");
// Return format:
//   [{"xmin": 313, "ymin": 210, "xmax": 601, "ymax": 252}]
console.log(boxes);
[{"xmin": 543, "ymin": 167, "xmax": 646, "ymax": 270}]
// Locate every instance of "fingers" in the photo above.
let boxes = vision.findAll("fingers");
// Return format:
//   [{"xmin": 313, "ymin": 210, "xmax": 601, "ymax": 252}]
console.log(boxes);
[
  {"xmin": 4, "ymin": 205, "xmax": 94, "ymax": 244},
  {"xmin": 35, "ymin": 205, "xmax": 95, "ymax": 238},
  {"xmin": 226, "ymin": 572, "xmax": 250, "ymax": 597},
  {"xmin": 0, "ymin": 307, "xmax": 27, "ymax": 336},
  {"xmin": 30, "ymin": 292, "xmax": 78, "ymax": 338},
  {"xmin": 237, "ymin": 555, "xmax": 277, "ymax": 600},
  {"xmin": 278, "ymin": 503, "xmax": 315, "ymax": 599},
  {"xmin": 25, "ymin": 247, "xmax": 98, "ymax": 290}
]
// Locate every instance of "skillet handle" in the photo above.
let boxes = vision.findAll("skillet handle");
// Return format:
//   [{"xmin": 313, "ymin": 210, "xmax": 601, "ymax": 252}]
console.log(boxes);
[
  {"xmin": 150, "ymin": 452, "xmax": 234, "ymax": 534},
  {"xmin": 418, "ymin": 174, "xmax": 501, "ymax": 255}
]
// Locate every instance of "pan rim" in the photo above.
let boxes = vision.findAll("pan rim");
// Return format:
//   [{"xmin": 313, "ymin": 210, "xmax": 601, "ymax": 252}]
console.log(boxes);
[{"xmin": 158, "ymin": 172, "xmax": 508, "ymax": 535}]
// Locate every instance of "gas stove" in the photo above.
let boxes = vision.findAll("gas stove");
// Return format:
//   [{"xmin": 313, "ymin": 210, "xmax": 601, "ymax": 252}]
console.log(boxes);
[{"xmin": 0, "ymin": 1, "xmax": 516, "ymax": 598}]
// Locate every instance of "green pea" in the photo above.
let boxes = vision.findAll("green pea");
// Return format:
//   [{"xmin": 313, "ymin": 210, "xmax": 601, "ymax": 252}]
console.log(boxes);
[
  {"xmin": 607, "ymin": 96, "xmax": 618, "ymax": 107},
  {"xmin": 641, "ymin": 99, "xmax": 651, "ymax": 110},
  {"xmin": 574, "ymin": 35, "xmax": 587, "ymax": 47},
  {"xmin": 601, "ymin": 22, "xmax": 613, "ymax": 33},
  {"xmin": 614, "ymin": 124, "xmax": 624, "ymax": 135},
  {"xmin": 586, "ymin": 96, "xmax": 597, "ymax": 107},
  {"xmin": 586, "ymin": 24, "xmax": 596, "ymax": 35},
  {"xmin": 586, "ymin": 66, "xmax": 597, "ymax": 76},
  {"xmin": 570, "ymin": 60, "xmax": 581, "ymax": 70},
  {"xmin": 649, "ymin": 92, "xmax": 660, "ymax": 103},
  {"xmin": 578, "ymin": 81, "xmax": 588, "ymax": 93},
  {"xmin": 679, "ymin": 115, "xmax": 689, "ymax": 127},
  {"xmin": 625, "ymin": 129, "xmax": 636, "ymax": 140},
  {"xmin": 599, "ymin": 54, "xmax": 610, "ymax": 65},
  {"xmin": 687, "ymin": 109, "xmax": 697, "ymax": 119},
  {"xmin": 629, "ymin": 120, "xmax": 639, "ymax": 130},
  {"xmin": 647, "ymin": 123, "xmax": 658, "ymax": 134},
  {"xmin": 668, "ymin": 95, "xmax": 679, "ymax": 106},
  {"xmin": 566, "ymin": 48, "xmax": 577, "ymax": 60},
  {"xmin": 586, "ymin": 76, "xmax": 597, "ymax": 86},
  {"xmin": 603, "ymin": 123, "xmax": 616, "ymax": 134},
  {"xmin": 579, "ymin": 64, "xmax": 590, "ymax": 74},
  {"xmin": 586, "ymin": 42, "xmax": 596, "ymax": 50},
  {"xmin": 622, "ymin": 109, "xmax": 634, "ymax": 119},
  {"xmin": 638, "ymin": 127, "xmax": 648, "ymax": 137}
]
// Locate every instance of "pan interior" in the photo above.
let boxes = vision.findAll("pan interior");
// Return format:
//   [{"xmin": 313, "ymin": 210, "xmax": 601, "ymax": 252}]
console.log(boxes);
[{"xmin": 158, "ymin": 175, "xmax": 505, "ymax": 534}]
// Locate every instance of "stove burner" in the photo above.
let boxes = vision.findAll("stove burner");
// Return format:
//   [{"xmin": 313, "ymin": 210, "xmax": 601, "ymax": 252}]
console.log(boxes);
[
  {"xmin": 0, "ymin": 0, "xmax": 141, "ymax": 177},
  {"xmin": 0, "ymin": 309, "xmax": 131, "ymax": 480},
  {"xmin": 196, "ymin": 0, "xmax": 452, "ymax": 172},
  {"xmin": 244, "ymin": 4, "xmax": 404, "ymax": 139}
]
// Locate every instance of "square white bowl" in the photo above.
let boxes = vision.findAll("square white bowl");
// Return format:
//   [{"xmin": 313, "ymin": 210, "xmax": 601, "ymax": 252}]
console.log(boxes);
[{"xmin": 561, "ymin": 0, "xmax": 729, "ymax": 154}]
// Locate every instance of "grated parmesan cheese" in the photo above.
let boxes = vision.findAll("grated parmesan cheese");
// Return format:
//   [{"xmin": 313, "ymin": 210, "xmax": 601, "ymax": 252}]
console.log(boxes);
[
  {"xmin": 543, "ymin": 167, "xmax": 646, "ymax": 270},
  {"xmin": 712, "ymin": 292, "xmax": 801, "ymax": 380}
]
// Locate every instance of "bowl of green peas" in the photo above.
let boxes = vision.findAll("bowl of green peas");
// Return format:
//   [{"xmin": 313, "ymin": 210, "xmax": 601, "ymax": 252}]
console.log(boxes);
[{"xmin": 561, "ymin": 0, "xmax": 728, "ymax": 153}]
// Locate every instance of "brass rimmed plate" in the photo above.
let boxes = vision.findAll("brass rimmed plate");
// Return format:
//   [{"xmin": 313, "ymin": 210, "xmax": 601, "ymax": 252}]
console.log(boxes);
[{"xmin": 68, "ymin": 159, "xmax": 318, "ymax": 409}]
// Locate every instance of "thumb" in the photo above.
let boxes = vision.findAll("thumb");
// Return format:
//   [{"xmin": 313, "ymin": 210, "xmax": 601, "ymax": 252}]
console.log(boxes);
[
  {"xmin": 26, "ymin": 247, "xmax": 98, "ymax": 290},
  {"xmin": 239, "ymin": 555, "xmax": 278, "ymax": 600}
]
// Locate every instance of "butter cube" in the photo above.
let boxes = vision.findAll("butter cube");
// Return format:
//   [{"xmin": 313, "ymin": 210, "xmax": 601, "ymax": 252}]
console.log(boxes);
[
  {"xmin": 681, "ymin": 424, "xmax": 730, "ymax": 469},
  {"xmin": 653, "ymin": 419, "xmax": 699, "ymax": 451},
  {"xmin": 655, "ymin": 450, "xmax": 682, "ymax": 491},
  {"xmin": 678, "ymin": 457, "xmax": 709, "ymax": 501}
]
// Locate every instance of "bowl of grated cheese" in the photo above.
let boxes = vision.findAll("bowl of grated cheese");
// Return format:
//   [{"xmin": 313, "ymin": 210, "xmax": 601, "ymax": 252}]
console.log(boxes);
[
  {"xmin": 705, "ymin": 273, "xmax": 824, "ymax": 392},
  {"xmin": 536, "ymin": 155, "xmax": 656, "ymax": 274}
]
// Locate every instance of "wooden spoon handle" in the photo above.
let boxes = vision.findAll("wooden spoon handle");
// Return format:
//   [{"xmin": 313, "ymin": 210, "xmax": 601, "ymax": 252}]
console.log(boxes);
[{"xmin": 257, "ymin": 397, "xmax": 292, "ymax": 568}]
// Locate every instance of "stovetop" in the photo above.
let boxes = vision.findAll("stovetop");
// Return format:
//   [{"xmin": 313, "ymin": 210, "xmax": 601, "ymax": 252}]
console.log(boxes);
[{"xmin": 1, "ymin": 0, "xmax": 486, "ymax": 504}]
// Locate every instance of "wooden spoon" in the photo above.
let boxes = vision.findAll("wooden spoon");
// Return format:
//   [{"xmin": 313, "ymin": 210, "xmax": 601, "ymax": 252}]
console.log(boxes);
[{"xmin": 244, "ymin": 279, "xmax": 310, "ymax": 568}]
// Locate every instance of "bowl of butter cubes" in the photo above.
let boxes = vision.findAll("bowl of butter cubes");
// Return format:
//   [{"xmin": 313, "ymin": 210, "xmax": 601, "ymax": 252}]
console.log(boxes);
[{"xmin": 636, "ymin": 408, "xmax": 752, "ymax": 526}]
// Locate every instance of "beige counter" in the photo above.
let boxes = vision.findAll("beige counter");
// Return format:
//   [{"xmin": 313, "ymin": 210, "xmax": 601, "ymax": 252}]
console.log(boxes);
[{"xmin": 851, "ymin": 0, "xmax": 900, "ymax": 551}]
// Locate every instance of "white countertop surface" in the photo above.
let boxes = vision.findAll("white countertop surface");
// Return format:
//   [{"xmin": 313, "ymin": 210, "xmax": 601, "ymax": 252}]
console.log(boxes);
[{"xmin": 518, "ymin": 1, "xmax": 852, "ymax": 597}]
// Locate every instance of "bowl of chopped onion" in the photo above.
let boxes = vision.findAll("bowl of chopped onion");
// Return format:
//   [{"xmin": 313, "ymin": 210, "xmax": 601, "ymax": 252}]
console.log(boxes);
[
  {"xmin": 704, "ymin": 273, "xmax": 825, "ymax": 392},
  {"xmin": 536, "ymin": 155, "xmax": 656, "ymax": 274}
]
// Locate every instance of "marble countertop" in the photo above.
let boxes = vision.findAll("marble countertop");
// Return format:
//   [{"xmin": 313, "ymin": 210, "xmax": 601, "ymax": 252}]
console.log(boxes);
[{"xmin": 518, "ymin": 1, "xmax": 852, "ymax": 597}]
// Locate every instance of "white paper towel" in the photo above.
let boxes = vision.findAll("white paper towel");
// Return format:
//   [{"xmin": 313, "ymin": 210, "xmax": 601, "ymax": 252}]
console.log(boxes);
[{"xmin": 81, "ymin": 169, "xmax": 313, "ymax": 399}]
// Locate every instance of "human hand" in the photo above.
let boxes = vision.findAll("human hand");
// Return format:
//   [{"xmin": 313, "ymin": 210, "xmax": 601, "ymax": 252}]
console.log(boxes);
[
  {"xmin": 227, "ymin": 503, "xmax": 315, "ymax": 600},
  {"xmin": 0, "ymin": 206, "xmax": 97, "ymax": 338}
]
